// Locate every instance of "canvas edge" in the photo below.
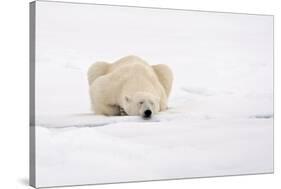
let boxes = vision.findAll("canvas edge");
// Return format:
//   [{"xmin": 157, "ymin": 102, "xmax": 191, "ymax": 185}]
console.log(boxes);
[
  {"xmin": 272, "ymin": 15, "xmax": 275, "ymax": 174},
  {"xmin": 29, "ymin": 1, "xmax": 36, "ymax": 188},
  {"xmin": 28, "ymin": 1, "xmax": 275, "ymax": 188},
  {"xmin": 36, "ymin": 0, "xmax": 274, "ymax": 17}
]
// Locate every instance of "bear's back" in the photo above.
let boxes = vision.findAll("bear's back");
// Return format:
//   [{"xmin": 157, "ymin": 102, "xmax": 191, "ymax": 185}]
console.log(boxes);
[
  {"xmin": 108, "ymin": 56, "xmax": 157, "ymax": 82},
  {"xmin": 106, "ymin": 56, "xmax": 161, "ymax": 96},
  {"xmin": 108, "ymin": 55, "xmax": 149, "ymax": 73}
]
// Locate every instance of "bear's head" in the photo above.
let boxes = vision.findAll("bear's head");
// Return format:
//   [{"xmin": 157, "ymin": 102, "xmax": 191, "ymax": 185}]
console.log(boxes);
[{"xmin": 122, "ymin": 92, "xmax": 160, "ymax": 119}]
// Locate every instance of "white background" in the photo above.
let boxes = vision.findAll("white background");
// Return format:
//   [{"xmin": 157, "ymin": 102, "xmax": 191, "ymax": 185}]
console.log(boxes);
[{"xmin": 0, "ymin": 0, "xmax": 279, "ymax": 188}]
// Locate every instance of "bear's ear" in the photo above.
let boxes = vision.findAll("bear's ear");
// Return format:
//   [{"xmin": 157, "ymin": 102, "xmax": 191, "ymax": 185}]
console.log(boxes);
[{"xmin": 125, "ymin": 96, "xmax": 131, "ymax": 103}]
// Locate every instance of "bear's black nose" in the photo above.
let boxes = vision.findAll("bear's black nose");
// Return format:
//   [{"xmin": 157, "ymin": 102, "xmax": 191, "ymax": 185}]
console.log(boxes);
[{"xmin": 143, "ymin": 110, "xmax": 152, "ymax": 118}]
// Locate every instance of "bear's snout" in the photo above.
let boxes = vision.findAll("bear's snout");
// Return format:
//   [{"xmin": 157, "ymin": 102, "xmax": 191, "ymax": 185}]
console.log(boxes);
[{"xmin": 143, "ymin": 109, "xmax": 152, "ymax": 119}]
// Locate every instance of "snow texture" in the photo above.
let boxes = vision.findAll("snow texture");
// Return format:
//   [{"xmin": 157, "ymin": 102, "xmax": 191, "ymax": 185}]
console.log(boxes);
[{"xmin": 34, "ymin": 1, "xmax": 273, "ymax": 187}]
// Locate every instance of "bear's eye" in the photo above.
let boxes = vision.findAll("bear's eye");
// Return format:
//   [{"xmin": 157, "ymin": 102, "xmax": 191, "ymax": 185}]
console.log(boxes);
[
  {"xmin": 149, "ymin": 101, "xmax": 154, "ymax": 106},
  {"xmin": 139, "ymin": 101, "xmax": 144, "ymax": 105}
]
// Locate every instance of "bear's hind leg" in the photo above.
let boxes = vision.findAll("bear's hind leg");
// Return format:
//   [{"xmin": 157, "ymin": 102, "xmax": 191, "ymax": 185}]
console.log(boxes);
[
  {"xmin": 153, "ymin": 64, "xmax": 173, "ymax": 97},
  {"xmin": 87, "ymin": 61, "xmax": 110, "ymax": 85}
]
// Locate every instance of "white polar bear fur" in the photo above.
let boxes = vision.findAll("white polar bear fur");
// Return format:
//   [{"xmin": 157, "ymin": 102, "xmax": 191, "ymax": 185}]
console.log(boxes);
[{"xmin": 87, "ymin": 55, "xmax": 173, "ymax": 116}]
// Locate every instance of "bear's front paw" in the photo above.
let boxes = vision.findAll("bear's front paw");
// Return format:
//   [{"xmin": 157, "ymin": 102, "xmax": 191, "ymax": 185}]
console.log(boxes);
[{"xmin": 119, "ymin": 107, "xmax": 127, "ymax": 116}]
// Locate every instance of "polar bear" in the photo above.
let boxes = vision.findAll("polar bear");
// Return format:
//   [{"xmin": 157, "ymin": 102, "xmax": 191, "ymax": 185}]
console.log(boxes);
[{"xmin": 87, "ymin": 55, "xmax": 173, "ymax": 118}]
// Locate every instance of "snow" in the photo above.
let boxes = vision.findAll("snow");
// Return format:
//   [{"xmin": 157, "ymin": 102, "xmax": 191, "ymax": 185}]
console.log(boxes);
[{"xmin": 34, "ymin": 1, "xmax": 273, "ymax": 187}]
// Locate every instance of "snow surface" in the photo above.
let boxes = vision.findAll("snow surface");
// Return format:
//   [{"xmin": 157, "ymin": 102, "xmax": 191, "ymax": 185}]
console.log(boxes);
[{"xmin": 34, "ymin": 1, "xmax": 273, "ymax": 187}]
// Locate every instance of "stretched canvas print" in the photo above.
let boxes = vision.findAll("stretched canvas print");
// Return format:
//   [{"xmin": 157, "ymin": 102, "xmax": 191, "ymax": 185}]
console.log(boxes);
[{"xmin": 30, "ymin": 0, "xmax": 274, "ymax": 188}]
